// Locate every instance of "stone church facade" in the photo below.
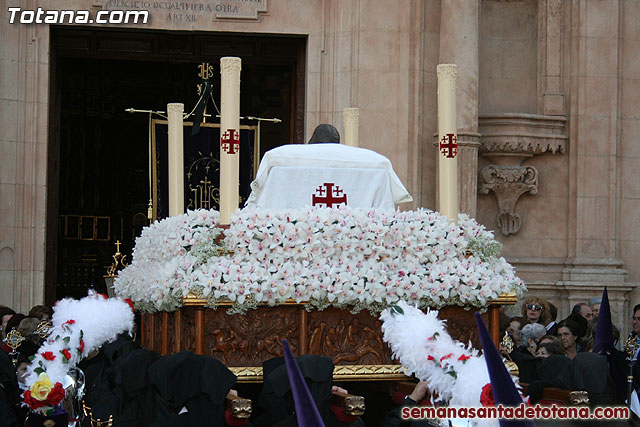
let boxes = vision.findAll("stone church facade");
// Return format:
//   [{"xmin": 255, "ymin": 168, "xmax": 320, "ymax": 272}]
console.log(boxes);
[{"xmin": 1, "ymin": 0, "xmax": 638, "ymax": 335}]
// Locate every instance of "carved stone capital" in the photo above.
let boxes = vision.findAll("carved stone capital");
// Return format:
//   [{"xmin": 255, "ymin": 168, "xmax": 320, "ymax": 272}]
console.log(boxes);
[
  {"xmin": 478, "ymin": 113, "xmax": 564, "ymax": 235},
  {"xmin": 479, "ymin": 113, "xmax": 567, "ymax": 155},
  {"xmin": 479, "ymin": 164, "xmax": 538, "ymax": 236}
]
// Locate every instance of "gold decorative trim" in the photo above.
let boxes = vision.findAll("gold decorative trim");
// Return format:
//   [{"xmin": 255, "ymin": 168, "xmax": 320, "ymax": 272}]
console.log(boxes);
[
  {"xmin": 333, "ymin": 365, "xmax": 408, "ymax": 381},
  {"xmin": 488, "ymin": 291, "xmax": 518, "ymax": 305},
  {"xmin": 183, "ymin": 294, "xmax": 314, "ymax": 307},
  {"xmin": 182, "ymin": 292, "xmax": 208, "ymax": 306},
  {"xmin": 184, "ymin": 292, "xmax": 518, "ymax": 308},
  {"xmin": 230, "ymin": 365, "xmax": 408, "ymax": 383}
]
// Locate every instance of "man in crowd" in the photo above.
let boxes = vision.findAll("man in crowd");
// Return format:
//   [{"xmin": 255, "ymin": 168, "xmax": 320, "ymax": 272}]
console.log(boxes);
[
  {"xmin": 589, "ymin": 296, "xmax": 602, "ymax": 319},
  {"xmin": 545, "ymin": 302, "xmax": 559, "ymax": 335}
]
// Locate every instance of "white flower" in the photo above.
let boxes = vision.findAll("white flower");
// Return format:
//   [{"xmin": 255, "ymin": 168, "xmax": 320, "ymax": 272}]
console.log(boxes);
[{"xmin": 114, "ymin": 207, "xmax": 526, "ymax": 312}]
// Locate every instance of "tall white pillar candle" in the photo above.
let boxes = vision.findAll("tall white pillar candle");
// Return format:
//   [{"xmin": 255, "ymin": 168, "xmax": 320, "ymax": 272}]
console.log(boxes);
[
  {"xmin": 343, "ymin": 107, "xmax": 359, "ymax": 147},
  {"xmin": 167, "ymin": 103, "xmax": 184, "ymax": 217},
  {"xmin": 437, "ymin": 64, "xmax": 459, "ymax": 223},
  {"xmin": 219, "ymin": 57, "xmax": 242, "ymax": 225}
]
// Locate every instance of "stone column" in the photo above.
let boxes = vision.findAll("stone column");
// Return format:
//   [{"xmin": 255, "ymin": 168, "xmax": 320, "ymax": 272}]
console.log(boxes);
[
  {"xmin": 557, "ymin": 0, "xmax": 636, "ymax": 335},
  {"xmin": 438, "ymin": 0, "xmax": 480, "ymax": 217},
  {"xmin": 0, "ymin": 13, "xmax": 49, "ymax": 312}
]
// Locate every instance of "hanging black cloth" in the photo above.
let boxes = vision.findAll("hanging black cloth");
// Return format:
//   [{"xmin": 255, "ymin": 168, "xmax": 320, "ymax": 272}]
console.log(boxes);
[
  {"xmin": 147, "ymin": 351, "xmax": 237, "ymax": 427},
  {"xmin": 526, "ymin": 355, "xmax": 572, "ymax": 405},
  {"xmin": 191, "ymin": 80, "xmax": 212, "ymax": 136},
  {"xmin": 114, "ymin": 348, "xmax": 161, "ymax": 427},
  {"xmin": 0, "ymin": 349, "xmax": 21, "ymax": 427},
  {"xmin": 254, "ymin": 355, "xmax": 363, "ymax": 427},
  {"xmin": 509, "ymin": 349, "xmax": 540, "ymax": 384},
  {"xmin": 78, "ymin": 334, "xmax": 140, "ymax": 426},
  {"xmin": 571, "ymin": 352, "xmax": 620, "ymax": 406}
]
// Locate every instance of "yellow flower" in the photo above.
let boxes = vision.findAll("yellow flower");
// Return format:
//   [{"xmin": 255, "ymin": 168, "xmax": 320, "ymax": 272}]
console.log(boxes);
[{"xmin": 30, "ymin": 373, "xmax": 54, "ymax": 401}]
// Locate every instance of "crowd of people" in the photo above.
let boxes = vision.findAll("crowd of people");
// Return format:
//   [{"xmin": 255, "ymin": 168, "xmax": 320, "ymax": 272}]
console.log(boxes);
[
  {"xmin": 0, "ymin": 302, "xmax": 369, "ymax": 427},
  {"xmin": 2, "ymin": 295, "xmax": 640, "ymax": 426},
  {"xmin": 0, "ymin": 304, "xmax": 55, "ymax": 426},
  {"xmin": 499, "ymin": 294, "xmax": 638, "ymax": 409}
]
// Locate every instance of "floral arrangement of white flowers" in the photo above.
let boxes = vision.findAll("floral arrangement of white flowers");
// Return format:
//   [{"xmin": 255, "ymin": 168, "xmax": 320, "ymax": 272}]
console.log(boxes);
[{"xmin": 114, "ymin": 207, "xmax": 526, "ymax": 314}]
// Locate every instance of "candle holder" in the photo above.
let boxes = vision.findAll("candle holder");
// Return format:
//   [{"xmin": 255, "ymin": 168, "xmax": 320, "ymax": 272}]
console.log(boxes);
[
  {"xmin": 624, "ymin": 334, "xmax": 639, "ymax": 406},
  {"xmin": 4, "ymin": 328, "xmax": 24, "ymax": 366},
  {"xmin": 499, "ymin": 330, "xmax": 519, "ymax": 377},
  {"xmin": 103, "ymin": 240, "xmax": 128, "ymax": 298},
  {"xmin": 35, "ymin": 320, "xmax": 53, "ymax": 340}
]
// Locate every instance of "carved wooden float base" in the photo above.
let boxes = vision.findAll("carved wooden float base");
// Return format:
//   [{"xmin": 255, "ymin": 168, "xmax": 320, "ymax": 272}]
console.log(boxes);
[{"xmin": 140, "ymin": 303, "xmax": 494, "ymax": 382}]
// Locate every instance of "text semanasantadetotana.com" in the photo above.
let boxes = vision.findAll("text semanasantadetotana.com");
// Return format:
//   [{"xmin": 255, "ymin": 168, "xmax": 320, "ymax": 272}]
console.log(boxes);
[{"xmin": 401, "ymin": 404, "xmax": 630, "ymax": 420}]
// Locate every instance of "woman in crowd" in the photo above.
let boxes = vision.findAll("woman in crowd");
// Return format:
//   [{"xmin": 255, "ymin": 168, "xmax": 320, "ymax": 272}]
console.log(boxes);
[
  {"xmin": 556, "ymin": 319, "xmax": 581, "ymax": 360},
  {"xmin": 520, "ymin": 297, "xmax": 551, "ymax": 326},
  {"xmin": 535, "ymin": 337, "xmax": 565, "ymax": 359}
]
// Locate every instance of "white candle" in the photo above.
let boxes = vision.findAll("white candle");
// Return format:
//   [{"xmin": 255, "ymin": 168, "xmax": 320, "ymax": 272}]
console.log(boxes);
[
  {"xmin": 167, "ymin": 103, "xmax": 184, "ymax": 217},
  {"xmin": 343, "ymin": 107, "xmax": 359, "ymax": 147},
  {"xmin": 219, "ymin": 57, "xmax": 242, "ymax": 225},
  {"xmin": 437, "ymin": 64, "xmax": 459, "ymax": 223}
]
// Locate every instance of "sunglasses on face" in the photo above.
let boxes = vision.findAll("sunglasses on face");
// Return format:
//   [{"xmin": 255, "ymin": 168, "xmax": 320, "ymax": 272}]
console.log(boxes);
[{"xmin": 526, "ymin": 304, "xmax": 542, "ymax": 311}]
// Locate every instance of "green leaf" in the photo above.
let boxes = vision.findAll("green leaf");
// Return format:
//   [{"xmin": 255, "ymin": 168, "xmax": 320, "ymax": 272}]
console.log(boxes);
[
  {"xmin": 390, "ymin": 305, "xmax": 404, "ymax": 316},
  {"xmin": 34, "ymin": 367, "xmax": 44, "ymax": 375},
  {"xmin": 63, "ymin": 336, "xmax": 70, "ymax": 344},
  {"xmin": 433, "ymin": 332, "xmax": 440, "ymax": 340},
  {"xmin": 446, "ymin": 370, "xmax": 457, "ymax": 379}
]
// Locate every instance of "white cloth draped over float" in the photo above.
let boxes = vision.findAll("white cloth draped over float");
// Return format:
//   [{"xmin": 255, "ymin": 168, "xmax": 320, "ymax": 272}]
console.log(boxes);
[{"xmin": 245, "ymin": 143, "xmax": 413, "ymax": 210}]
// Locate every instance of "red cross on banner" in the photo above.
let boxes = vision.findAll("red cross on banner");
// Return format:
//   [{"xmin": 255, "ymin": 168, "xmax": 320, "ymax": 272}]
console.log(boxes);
[
  {"xmin": 439, "ymin": 133, "xmax": 458, "ymax": 158},
  {"xmin": 312, "ymin": 183, "xmax": 347, "ymax": 207},
  {"xmin": 221, "ymin": 128, "xmax": 240, "ymax": 154}
]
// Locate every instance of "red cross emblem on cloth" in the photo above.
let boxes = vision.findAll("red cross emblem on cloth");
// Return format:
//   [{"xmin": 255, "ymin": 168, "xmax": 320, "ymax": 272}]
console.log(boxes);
[
  {"xmin": 439, "ymin": 133, "xmax": 458, "ymax": 158},
  {"xmin": 312, "ymin": 183, "xmax": 347, "ymax": 207},
  {"xmin": 221, "ymin": 129, "xmax": 240, "ymax": 155}
]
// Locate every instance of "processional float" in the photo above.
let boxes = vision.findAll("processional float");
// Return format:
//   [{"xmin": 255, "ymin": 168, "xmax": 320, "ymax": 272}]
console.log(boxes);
[{"xmin": 107, "ymin": 59, "xmax": 522, "ymax": 389}]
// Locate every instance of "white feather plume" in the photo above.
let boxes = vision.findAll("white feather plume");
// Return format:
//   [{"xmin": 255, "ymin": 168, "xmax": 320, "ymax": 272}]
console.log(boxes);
[
  {"xmin": 25, "ymin": 292, "xmax": 135, "ymax": 389},
  {"xmin": 380, "ymin": 301, "xmax": 490, "ymax": 405}
]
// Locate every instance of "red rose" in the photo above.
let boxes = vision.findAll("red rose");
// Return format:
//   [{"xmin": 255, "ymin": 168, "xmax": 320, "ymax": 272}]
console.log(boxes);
[
  {"xmin": 480, "ymin": 383, "xmax": 495, "ymax": 407},
  {"xmin": 78, "ymin": 339, "xmax": 85, "ymax": 353},
  {"xmin": 23, "ymin": 390, "xmax": 48, "ymax": 410},
  {"xmin": 440, "ymin": 353, "xmax": 453, "ymax": 362},
  {"xmin": 458, "ymin": 354, "xmax": 471, "ymax": 362},
  {"xmin": 427, "ymin": 355, "xmax": 435, "ymax": 361},
  {"xmin": 41, "ymin": 351, "xmax": 56, "ymax": 361},
  {"xmin": 46, "ymin": 382, "xmax": 65, "ymax": 406},
  {"xmin": 62, "ymin": 349, "xmax": 72, "ymax": 360},
  {"xmin": 63, "ymin": 319, "xmax": 75, "ymax": 326}
]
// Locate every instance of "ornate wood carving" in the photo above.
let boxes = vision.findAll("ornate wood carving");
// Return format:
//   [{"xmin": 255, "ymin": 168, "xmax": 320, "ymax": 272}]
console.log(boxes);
[
  {"xmin": 141, "ymin": 304, "xmax": 490, "ymax": 381},
  {"xmin": 203, "ymin": 307, "xmax": 299, "ymax": 366},
  {"xmin": 307, "ymin": 309, "xmax": 391, "ymax": 365},
  {"xmin": 438, "ymin": 306, "xmax": 487, "ymax": 350}
]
